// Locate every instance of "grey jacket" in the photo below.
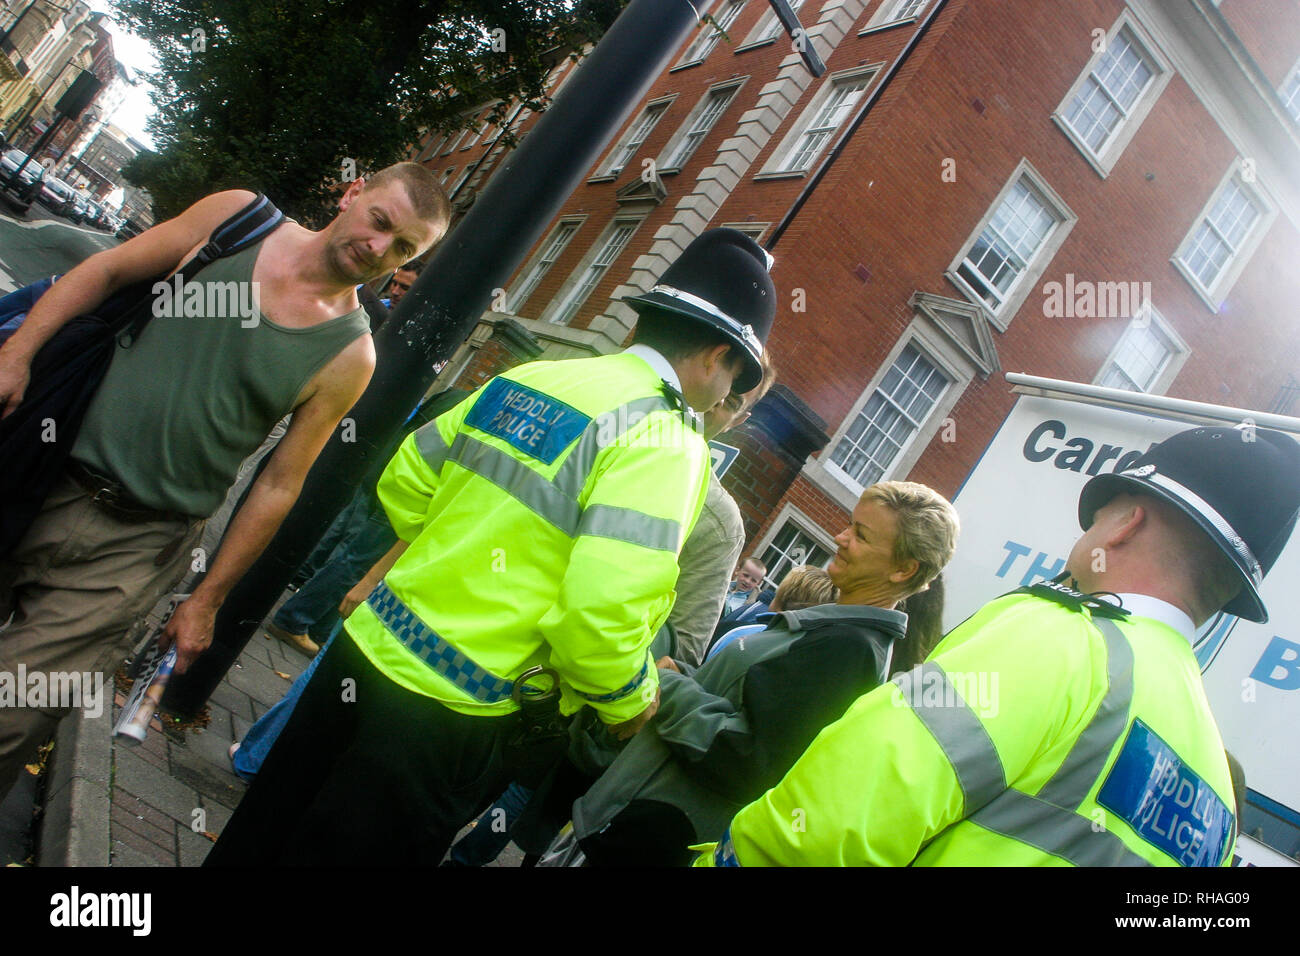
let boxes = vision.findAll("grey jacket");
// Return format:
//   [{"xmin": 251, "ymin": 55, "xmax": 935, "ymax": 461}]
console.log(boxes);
[{"xmin": 571, "ymin": 602, "xmax": 907, "ymax": 850}]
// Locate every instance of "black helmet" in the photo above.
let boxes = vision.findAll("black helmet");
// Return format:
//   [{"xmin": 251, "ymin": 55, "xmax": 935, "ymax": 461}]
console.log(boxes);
[
  {"xmin": 1078, "ymin": 424, "xmax": 1300, "ymax": 623},
  {"xmin": 624, "ymin": 228, "xmax": 776, "ymax": 393}
]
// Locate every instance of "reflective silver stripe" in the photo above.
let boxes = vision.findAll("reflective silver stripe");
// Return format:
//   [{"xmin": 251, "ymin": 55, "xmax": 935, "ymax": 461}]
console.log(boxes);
[
  {"xmin": 414, "ymin": 421, "xmax": 449, "ymax": 473},
  {"xmin": 449, "ymin": 433, "xmax": 580, "ymax": 534},
  {"xmin": 650, "ymin": 284, "xmax": 764, "ymax": 356},
  {"xmin": 895, "ymin": 661, "xmax": 1006, "ymax": 814},
  {"xmin": 969, "ymin": 788, "xmax": 1152, "ymax": 867},
  {"xmin": 1035, "ymin": 618, "xmax": 1135, "ymax": 811},
  {"xmin": 1125, "ymin": 469, "xmax": 1262, "ymax": 585},
  {"xmin": 579, "ymin": 504, "xmax": 681, "ymax": 552},
  {"xmin": 554, "ymin": 395, "xmax": 672, "ymax": 500}
]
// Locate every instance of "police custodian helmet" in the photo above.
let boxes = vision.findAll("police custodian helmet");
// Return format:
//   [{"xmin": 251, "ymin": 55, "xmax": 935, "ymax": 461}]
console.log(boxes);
[
  {"xmin": 1078, "ymin": 424, "xmax": 1300, "ymax": 623},
  {"xmin": 624, "ymin": 228, "xmax": 776, "ymax": 394}
]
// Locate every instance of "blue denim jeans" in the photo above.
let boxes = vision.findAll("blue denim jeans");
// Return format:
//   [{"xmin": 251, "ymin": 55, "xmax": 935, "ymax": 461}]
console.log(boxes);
[
  {"xmin": 273, "ymin": 500, "xmax": 396, "ymax": 640},
  {"xmin": 232, "ymin": 627, "xmax": 340, "ymax": 781}
]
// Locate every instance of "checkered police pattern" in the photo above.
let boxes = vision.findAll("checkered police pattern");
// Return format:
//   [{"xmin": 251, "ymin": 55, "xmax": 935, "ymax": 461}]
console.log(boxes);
[
  {"xmin": 715, "ymin": 826, "xmax": 740, "ymax": 867},
  {"xmin": 366, "ymin": 581, "xmax": 516, "ymax": 703},
  {"xmin": 573, "ymin": 657, "xmax": 649, "ymax": 703}
]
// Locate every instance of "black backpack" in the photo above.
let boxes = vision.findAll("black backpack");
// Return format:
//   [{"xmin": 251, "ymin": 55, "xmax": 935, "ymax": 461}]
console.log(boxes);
[{"xmin": 0, "ymin": 193, "xmax": 283, "ymax": 556}]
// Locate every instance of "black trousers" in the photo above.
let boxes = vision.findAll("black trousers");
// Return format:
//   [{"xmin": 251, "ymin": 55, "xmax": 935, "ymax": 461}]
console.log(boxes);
[{"xmin": 205, "ymin": 633, "xmax": 520, "ymax": 866}]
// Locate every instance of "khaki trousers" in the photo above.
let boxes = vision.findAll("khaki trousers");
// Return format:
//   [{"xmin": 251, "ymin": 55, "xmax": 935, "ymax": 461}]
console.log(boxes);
[{"xmin": 0, "ymin": 472, "xmax": 202, "ymax": 798}]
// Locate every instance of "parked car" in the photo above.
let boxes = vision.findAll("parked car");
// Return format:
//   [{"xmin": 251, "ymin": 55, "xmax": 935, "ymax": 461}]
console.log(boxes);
[
  {"xmin": 1, "ymin": 148, "xmax": 45, "ymax": 189},
  {"xmin": 74, "ymin": 194, "xmax": 101, "ymax": 227},
  {"xmin": 115, "ymin": 217, "xmax": 143, "ymax": 240},
  {"xmin": 37, "ymin": 175, "xmax": 77, "ymax": 216},
  {"xmin": 85, "ymin": 200, "xmax": 107, "ymax": 229}
]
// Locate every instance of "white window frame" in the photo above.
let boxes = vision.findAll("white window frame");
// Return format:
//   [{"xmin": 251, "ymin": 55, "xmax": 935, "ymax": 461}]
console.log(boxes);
[
  {"xmin": 945, "ymin": 159, "xmax": 1077, "ymax": 331},
  {"xmin": 1093, "ymin": 305, "xmax": 1190, "ymax": 395},
  {"xmin": 1051, "ymin": 13, "xmax": 1172, "ymax": 179},
  {"xmin": 721, "ymin": 220, "xmax": 771, "ymax": 244},
  {"xmin": 758, "ymin": 65, "xmax": 880, "ymax": 178},
  {"xmin": 804, "ymin": 319, "xmax": 980, "ymax": 511},
  {"xmin": 1171, "ymin": 161, "xmax": 1276, "ymax": 312},
  {"xmin": 545, "ymin": 216, "xmax": 645, "ymax": 325},
  {"xmin": 592, "ymin": 96, "xmax": 674, "ymax": 181},
  {"xmin": 822, "ymin": 341, "xmax": 951, "ymax": 497},
  {"xmin": 860, "ymin": 0, "xmax": 931, "ymax": 35},
  {"xmin": 674, "ymin": 0, "xmax": 748, "ymax": 69},
  {"xmin": 657, "ymin": 79, "xmax": 745, "ymax": 174},
  {"xmin": 439, "ymin": 167, "xmax": 456, "ymax": 186},
  {"xmin": 738, "ymin": 0, "xmax": 809, "ymax": 50},
  {"xmin": 1279, "ymin": 58, "xmax": 1300, "ymax": 124},
  {"xmin": 752, "ymin": 503, "xmax": 838, "ymax": 591},
  {"xmin": 505, "ymin": 217, "xmax": 585, "ymax": 315}
]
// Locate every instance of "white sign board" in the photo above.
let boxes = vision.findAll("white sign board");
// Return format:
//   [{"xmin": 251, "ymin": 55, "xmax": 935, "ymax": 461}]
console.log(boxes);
[{"xmin": 944, "ymin": 394, "xmax": 1300, "ymax": 843}]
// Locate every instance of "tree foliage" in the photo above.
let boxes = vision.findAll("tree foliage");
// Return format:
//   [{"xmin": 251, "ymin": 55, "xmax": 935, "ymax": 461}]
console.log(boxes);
[{"xmin": 113, "ymin": 0, "xmax": 626, "ymax": 222}]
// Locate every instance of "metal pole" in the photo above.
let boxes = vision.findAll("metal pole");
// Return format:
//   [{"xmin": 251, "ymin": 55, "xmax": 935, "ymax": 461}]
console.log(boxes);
[{"xmin": 164, "ymin": 0, "xmax": 718, "ymax": 714}]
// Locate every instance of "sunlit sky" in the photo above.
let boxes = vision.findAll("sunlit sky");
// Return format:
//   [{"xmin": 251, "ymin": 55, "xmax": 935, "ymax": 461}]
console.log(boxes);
[{"xmin": 86, "ymin": 1, "xmax": 157, "ymax": 148}]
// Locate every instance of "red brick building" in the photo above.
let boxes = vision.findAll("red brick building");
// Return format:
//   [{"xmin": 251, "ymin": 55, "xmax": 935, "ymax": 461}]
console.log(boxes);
[{"xmin": 415, "ymin": 0, "xmax": 1300, "ymax": 588}]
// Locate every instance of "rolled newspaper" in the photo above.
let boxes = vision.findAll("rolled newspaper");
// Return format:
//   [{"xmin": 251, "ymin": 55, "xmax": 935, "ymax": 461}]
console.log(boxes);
[{"xmin": 114, "ymin": 646, "xmax": 177, "ymax": 745}]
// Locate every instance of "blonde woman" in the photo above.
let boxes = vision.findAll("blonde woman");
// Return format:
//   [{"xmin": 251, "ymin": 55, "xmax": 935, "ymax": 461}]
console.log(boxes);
[{"xmin": 564, "ymin": 480, "xmax": 959, "ymax": 866}]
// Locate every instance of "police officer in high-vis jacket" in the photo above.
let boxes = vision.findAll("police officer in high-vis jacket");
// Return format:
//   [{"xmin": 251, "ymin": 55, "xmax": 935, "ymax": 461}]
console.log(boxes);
[
  {"xmin": 696, "ymin": 424, "xmax": 1300, "ymax": 867},
  {"xmin": 207, "ymin": 228, "xmax": 777, "ymax": 865}
]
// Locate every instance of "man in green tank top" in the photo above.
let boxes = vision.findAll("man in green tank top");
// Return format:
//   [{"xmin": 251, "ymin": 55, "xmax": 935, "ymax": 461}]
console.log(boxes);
[{"xmin": 0, "ymin": 163, "xmax": 450, "ymax": 799}]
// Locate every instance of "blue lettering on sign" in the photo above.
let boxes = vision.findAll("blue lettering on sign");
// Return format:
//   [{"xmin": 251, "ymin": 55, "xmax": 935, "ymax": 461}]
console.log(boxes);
[
  {"xmin": 465, "ymin": 377, "xmax": 590, "ymax": 465},
  {"xmin": 1097, "ymin": 719, "xmax": 1234, "ymax": 867},
  {"xmin": 1249, "ymin": 636, "xmax": 1300, "ymax": 690}
]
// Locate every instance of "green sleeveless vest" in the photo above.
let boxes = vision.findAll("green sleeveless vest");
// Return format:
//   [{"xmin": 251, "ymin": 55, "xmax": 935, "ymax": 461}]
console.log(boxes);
[{"xmin": 72, "ymin": 240, "xmax": 370, "ymax": 516}]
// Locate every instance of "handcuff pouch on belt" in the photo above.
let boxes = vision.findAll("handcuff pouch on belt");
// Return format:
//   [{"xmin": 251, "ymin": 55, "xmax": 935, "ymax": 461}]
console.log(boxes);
[{"xmin": 506, "ymin": 665, "xmax": 571, "ymax": 788}]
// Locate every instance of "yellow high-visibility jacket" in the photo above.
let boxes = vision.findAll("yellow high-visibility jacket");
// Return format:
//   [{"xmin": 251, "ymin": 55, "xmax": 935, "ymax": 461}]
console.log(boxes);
[
  {"xmin": 345, "ymin": 350, "xmax": 711, "ymax": 725},
  {"xmin": 696, "ymin": 589, "xmax": 1237, "ymax": 866}
]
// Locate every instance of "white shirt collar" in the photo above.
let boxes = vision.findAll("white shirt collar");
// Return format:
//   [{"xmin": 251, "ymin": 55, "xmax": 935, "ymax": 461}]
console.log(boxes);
[
  {"xmin": 624, "ymin": 344, "xmax": 683, "ymax": 395},
  {"xmin": 624, "ymin": 345, "xmax": 702, "ymax": 424},
  {"xmin": 1114, "ymin": 593, "xmax": 1196, "ymax": 647}
]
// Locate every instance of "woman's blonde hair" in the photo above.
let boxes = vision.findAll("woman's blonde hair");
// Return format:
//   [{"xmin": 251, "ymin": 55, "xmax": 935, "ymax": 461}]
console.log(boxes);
[{"xmin": 860, "ymin": 481, "xmax": 960, "ymax": 598}]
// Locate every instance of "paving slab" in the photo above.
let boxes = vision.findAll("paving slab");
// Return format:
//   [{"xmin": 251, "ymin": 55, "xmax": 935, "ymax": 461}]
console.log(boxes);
[
  {"xmin": 208, "ymin": 680, "xmax": 256, "ymax": 724},
  {"xmin": 177, "ymin": 826, "xmax": 217, "ymax": 867},
  {"xmin": 239, "ymin": 637, "xmax": 274, "ymax": 667},
  {"xmin": 110, "ymin": 823, "xmax": 173, "ymax": 866},
  {"xmin": 167, "ymin": 743, "xmax": 246, "ymax": 812},
  {"xmin": 198, "ymin": 796, "xmax": 235, "ymax": 834},
  {"xmin": 109, "ymin": 837, "xmax": 167, "ymax": 867},
  {"xmin": 223, "ymin": 654, "xmax": 299, "ymax": 706},
  {"xmin": 114, "ymin": 747, "xmax": 200, "ymax": 817}
]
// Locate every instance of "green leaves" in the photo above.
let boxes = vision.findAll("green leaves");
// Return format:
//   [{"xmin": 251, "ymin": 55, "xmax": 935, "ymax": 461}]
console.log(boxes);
[{"xmin": 111, "ymin": 0, "xmax": 626, "ymax": 222}]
